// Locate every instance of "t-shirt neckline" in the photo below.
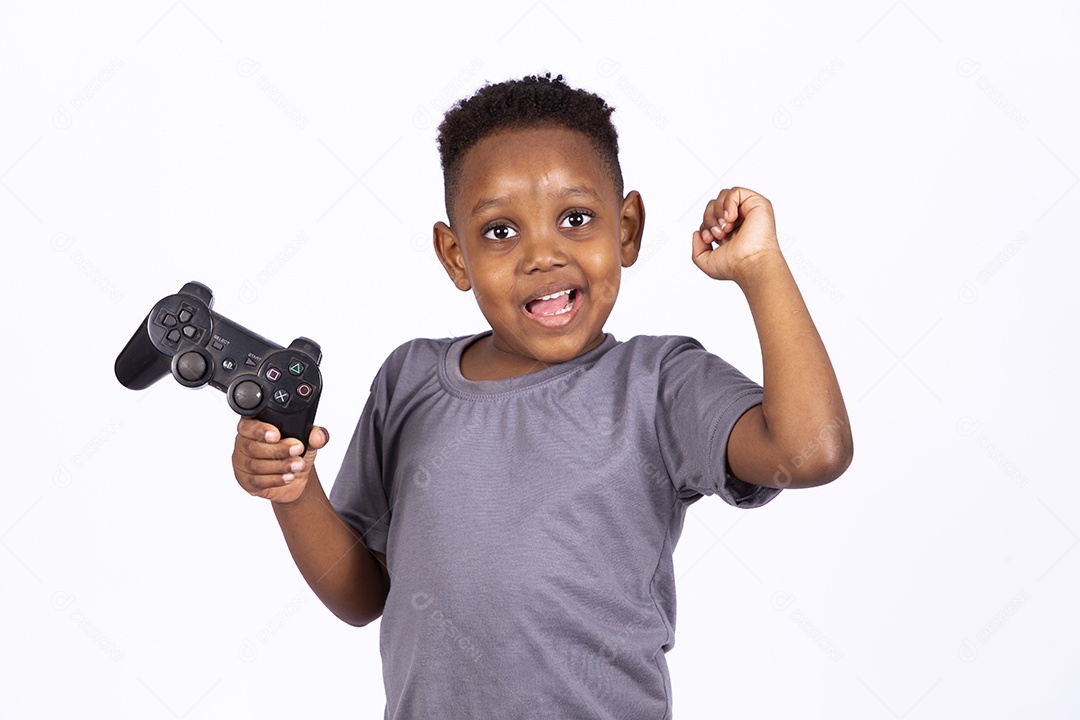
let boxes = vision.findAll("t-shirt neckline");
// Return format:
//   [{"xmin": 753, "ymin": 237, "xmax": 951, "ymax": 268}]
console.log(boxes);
[{"xmin": 439, "ymin": 331, "xmax": 619, "ymax": 399}]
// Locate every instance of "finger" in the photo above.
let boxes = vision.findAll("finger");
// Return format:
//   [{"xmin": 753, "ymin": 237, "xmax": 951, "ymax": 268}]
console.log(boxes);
[
  {"xmin": 236, "ymin": 452, "xmax": 306, "ymax": 481},
  {"xmin": 724, "ymin": 187, "xmax": 759, "ymax": 222},
  {"xmin": 237, "ymin": 417, "xmax": 281, "ymax": 444},
  {"xmin": 711, "ymin": 190, "xmax": 735, "ymax": 237},
  {"xmin": 703, "ymin": 195, "xmax": 730, "ymax": 234},
  {"xmin": 232, "ymin": 452, "xmax": 302, "ymax": 495},
  {"xmin": 237, "ymin": 467, "xmax": 297, "ymax": 493},
  {"xmin": 236, "ymin": 433, "xmax": 300, "ymax": 461},
  {"xmin": 701, "ymin": 198, "xmax": 718, "ymax": 229},
  {"xmin": 715, "ymin": 188, "xmax": 732, "ymax": 220}
]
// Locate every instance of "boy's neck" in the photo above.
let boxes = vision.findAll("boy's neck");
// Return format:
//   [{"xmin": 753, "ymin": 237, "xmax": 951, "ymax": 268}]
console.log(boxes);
[{"xmin": 459, "ymin": 335, "xmax": 553, "ymax": 381}]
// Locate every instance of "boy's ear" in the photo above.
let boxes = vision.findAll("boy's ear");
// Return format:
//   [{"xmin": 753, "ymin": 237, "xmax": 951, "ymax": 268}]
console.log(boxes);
[
  {"xmin": 433, "ymin": 221, "xmax": 472, "ymax": 291},
  {"xmin": 619, "ymin": 190, "xmax": 645, "ymax": 268}
]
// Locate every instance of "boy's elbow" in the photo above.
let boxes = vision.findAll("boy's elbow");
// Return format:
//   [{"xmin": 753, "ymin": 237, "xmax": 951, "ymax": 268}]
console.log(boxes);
[
  {"xmin": 336, "ymin": 607, "xmax": 384, "ymax": 628},
  {"xmin": 790, "ymin": 435, "xmax": 853, "ymax": 488},
  {"xmin": 326, "ymin": 586, "xmax": 389, "ymax": 627}
]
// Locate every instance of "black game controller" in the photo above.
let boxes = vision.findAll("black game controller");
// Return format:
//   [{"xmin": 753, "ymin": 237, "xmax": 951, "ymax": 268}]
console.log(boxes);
[{"xmin": 115, "ymin": 281, "xmax": 322, "ymax": 452}]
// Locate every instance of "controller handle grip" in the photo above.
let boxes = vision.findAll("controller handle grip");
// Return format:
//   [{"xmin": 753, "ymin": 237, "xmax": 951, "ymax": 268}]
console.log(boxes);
[
  {"xmin": 261, "ymin": 407, "xmax": 317, "ymax": 454},
  {"xmin": 115, "ymin": 315, "xmax": 171, "ymax": 390}
]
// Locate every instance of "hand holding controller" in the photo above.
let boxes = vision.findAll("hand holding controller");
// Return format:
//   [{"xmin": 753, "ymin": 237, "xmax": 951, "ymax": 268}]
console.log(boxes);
[{"xmin": 115, "ymin": 281, "xmax": 323, "ymax": 452}]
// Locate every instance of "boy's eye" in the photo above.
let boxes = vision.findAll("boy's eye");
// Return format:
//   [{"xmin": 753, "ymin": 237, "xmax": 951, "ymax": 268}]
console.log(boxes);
[
  {"xmin": 560, "ymin": 211, "xmax": 593, "ymax": 229},
  {"xmin": 483, "ymin": 224, "xmax": 517, "ymax": 241}
]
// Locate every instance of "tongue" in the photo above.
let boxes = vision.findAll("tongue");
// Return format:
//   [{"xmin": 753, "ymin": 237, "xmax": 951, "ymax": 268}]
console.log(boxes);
[{"xmin": 526, "ymin": 293, "xmax": 570, "ymax": 316}]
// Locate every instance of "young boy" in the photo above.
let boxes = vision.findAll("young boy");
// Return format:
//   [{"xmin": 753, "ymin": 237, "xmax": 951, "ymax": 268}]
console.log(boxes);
[{"xmin": 232, "ymin": 74, "xmax": 852, "ymax": 718}]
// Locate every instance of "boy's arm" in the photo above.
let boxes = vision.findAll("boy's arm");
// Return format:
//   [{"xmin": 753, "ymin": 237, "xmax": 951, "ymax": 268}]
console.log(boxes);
[
  {"xmin": 692, "ymin": 187, "xmax": 853, "ymax": 489},
  {"xmin": 233, "ymin": 419, "xmax": 390, "ymax": 626}
]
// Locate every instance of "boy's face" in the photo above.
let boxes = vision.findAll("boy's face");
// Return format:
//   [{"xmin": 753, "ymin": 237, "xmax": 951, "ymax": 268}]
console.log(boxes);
[{"xmin": 434, "ymin": 125, "xmax": 644, "ymax": 377}]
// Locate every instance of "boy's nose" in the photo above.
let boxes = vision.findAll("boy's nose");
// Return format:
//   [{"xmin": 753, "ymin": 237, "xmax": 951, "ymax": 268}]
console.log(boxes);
[{"xmin": 520, "ymin": 228, "xmax": 568, "ymax": 273}]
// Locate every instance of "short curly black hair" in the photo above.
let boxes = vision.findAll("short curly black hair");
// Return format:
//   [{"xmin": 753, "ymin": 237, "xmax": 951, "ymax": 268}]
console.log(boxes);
[{"xmin": 437, "ymin": 73, "xmax": 623, "ymax": 222}]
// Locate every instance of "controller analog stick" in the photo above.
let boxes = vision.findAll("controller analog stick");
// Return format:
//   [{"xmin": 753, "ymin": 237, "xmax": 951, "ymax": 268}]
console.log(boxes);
[
  {"xmin": 176, "ymin": 351, "xmax": 208, "ymax": 382},
  {"xmin": 232, "ymin": 380, "xmax": 263, "ymax": 410}
]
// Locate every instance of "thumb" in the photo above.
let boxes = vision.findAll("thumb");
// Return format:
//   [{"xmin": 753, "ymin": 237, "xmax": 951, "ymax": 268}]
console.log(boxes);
[
  {"xmin": 691, "ymin": 230, "xmax": 714, "ymax": 272},
  {"xmin": 307, "ymin": 425, "xmax": 330, "ymax": 452}
]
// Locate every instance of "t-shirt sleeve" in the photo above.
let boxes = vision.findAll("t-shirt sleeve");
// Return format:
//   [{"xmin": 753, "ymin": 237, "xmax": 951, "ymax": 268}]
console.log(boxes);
[
  {"xmin": 655, "ymin": 338, "xmax": 781, "ymax": 509},
  {"xmin": 328, "ymin": 370, "xmax": 392, "ymax": 556}
]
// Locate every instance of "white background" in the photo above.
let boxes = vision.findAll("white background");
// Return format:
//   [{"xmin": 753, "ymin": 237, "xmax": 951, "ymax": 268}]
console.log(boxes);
[{"xmin": 2, "ymin": 1, "xmax": 1077, "ymax": 717}]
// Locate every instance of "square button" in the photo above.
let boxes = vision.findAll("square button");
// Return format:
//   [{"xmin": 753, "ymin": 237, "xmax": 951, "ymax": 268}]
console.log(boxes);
[{"xmin": 266, "ymin": 366, "xmax": 282, "ymax": 382}]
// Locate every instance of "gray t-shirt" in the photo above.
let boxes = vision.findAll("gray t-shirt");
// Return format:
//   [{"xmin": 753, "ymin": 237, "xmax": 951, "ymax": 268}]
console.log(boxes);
[{"xmin": 329, "ymin": 332, "xmax": 780, "ymax": 719}]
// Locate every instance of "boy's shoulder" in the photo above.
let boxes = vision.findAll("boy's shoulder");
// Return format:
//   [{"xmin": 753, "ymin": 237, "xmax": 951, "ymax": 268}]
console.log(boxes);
[
  {"xmin": 381, "ymin": 335, "xmax": 457, "ymax": 368},
  {"xmin": 367, "ymin": 335, "xmax": 460, "ymax": 395}
]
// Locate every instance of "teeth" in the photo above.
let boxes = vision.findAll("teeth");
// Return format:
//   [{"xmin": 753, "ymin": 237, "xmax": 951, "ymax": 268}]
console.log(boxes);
[{"xmin": 537, "ymin": 289, "xmax": 572, "ymax": 301}]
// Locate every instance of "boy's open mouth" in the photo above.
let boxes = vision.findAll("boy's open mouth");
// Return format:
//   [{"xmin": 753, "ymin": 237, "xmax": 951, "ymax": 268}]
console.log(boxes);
[{"xmin": 524, "ymin": 288, "xmax": 578, "ymax": 317}]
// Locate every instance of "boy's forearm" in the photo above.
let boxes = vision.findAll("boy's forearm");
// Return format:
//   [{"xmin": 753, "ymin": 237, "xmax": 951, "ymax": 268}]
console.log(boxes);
[
  {"xmin": 272, "ymin": 470, "xmax": 389, "ymax": 626},
  {"xmin": 733, "ymin": 250, "xmax": 853, "ymax": 485}
]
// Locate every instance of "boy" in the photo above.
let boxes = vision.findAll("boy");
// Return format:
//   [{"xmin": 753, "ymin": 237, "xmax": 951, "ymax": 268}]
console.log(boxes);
[{"xmin": 232, "ymin": 74, "xmax": 852, "ymax": 718}]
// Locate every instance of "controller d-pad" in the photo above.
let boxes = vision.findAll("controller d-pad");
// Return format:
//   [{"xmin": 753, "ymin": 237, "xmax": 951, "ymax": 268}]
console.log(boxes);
[
  {"xmin": 179, "ymin": 307, "xmax": 193, "ymax": 323},
  {"xmin": 182, "ymin": 325, "xmax": 197, "ymax": 339},
  {"xmin": 165, "ymin": 328, "xmax": 181, "ymax": 345},
  {"xmin": 160, "ymin": 312, "xmax": 178, "ymax": 328},
  {"xmin": 273, "ymin": 389, "xmax": 290, "ymax": 405}
]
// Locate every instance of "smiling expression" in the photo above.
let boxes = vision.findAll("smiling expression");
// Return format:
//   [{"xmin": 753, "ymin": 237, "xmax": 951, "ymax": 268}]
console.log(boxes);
[{"xmin": 434, "ymin": 125, "xmax": 644, "ymax": 381}]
